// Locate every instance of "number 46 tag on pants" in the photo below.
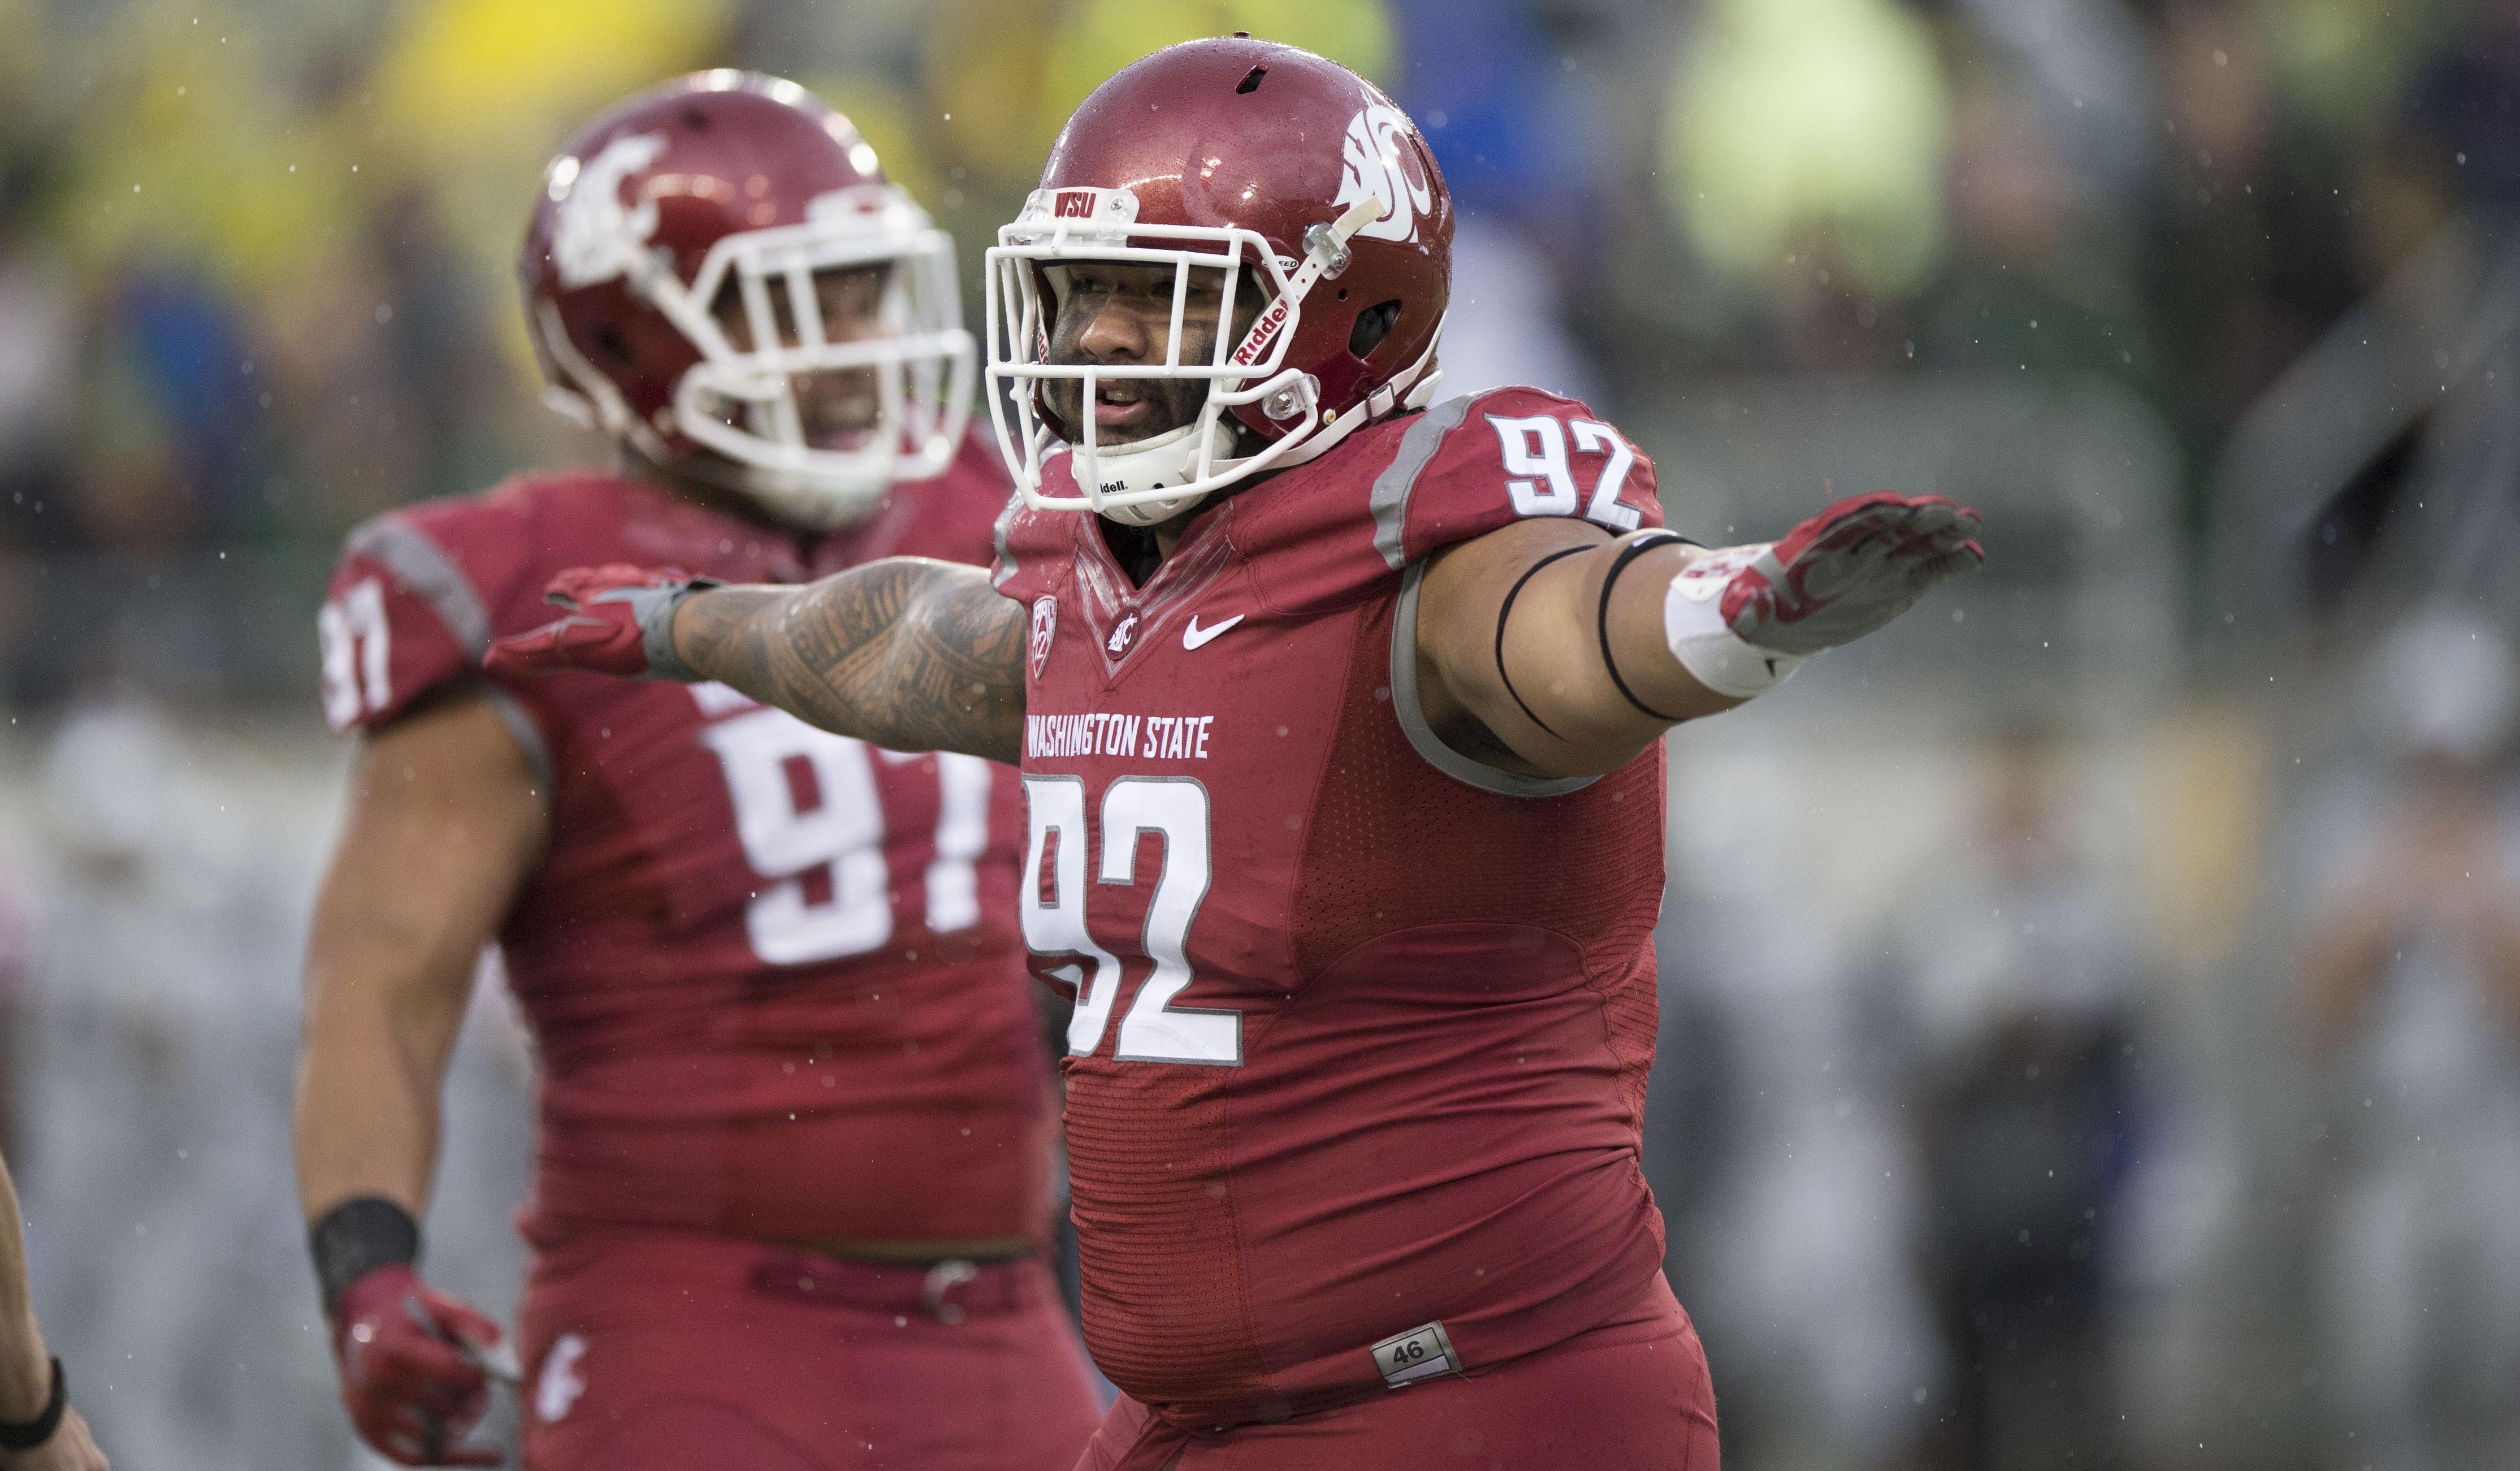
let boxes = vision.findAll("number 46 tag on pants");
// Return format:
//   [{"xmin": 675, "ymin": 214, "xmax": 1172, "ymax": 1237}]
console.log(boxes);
[{"xmin": 1369, "ymin": 1321, "xmax": 1462, "ymax": 1388}]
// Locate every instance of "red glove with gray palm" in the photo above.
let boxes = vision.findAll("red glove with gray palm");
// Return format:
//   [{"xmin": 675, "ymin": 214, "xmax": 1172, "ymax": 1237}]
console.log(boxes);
[
  {"xmin": 482, "ymin": 564, "xmax": 717, "ymax": 681},
  {"xmin": 330, "ymin": 1264, "xmax": 512, "ymax": 1466},
  {"xmin": 1664, "ymin": 491, "xmax": 1982, "ymax": 697}
]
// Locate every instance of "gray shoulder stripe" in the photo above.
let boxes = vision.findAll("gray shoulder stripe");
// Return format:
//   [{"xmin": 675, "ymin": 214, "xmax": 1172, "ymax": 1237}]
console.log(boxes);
[
  {"xmin": 1389, "ymin": 561, "xmax": 1597, "ymax": 801},
  {"xmin": 479, "ymin": 685, "xmax": 555, "ymax": 793},
  {"xmin": 990, "ymin": 491, "xmax": 1022, "ymax": 589},
  {"xmin": 1369, "ymin": 395, "xmax": 1475, "ymax": 571},
  {"xmin": 347, "ymin": 515, "xmax": 493, "ymax": 657}
]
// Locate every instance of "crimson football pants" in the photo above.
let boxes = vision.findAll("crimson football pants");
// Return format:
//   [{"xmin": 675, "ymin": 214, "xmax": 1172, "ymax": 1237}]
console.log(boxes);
[
  {"xmin": 1076, "ymin": 1275, "xmax": 1719, "ymax": 1470},
  {"xmin": 515, "ymin": 1225, "xmax": 1105, "ymax": 1471}
]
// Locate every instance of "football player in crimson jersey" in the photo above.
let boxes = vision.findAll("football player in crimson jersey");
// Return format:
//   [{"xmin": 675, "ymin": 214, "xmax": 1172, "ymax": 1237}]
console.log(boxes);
[
  {"xmin": 490, "ymin": 40, "xmax": 1981, "ymax": 1470},
  {"xmin": 291, "ymin": 73, "xmax": 1102, "ymax": 1470}
]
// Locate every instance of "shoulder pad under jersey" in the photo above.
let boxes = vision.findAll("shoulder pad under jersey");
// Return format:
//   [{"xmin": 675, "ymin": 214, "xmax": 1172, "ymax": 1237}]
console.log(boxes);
[
  {"xmin": 317, "ymin": 484, "xmax": 547, "ymax": 733},
  {"xmin": 1235, "ymin": 387, "xmax": 1665, "ymax": 615},
  {"xmin": 1366, "ymin": 387, "xmax": 1664, "ymax": 563},
  {"xmin": 990, "ymin": 483, "xmax": 1081, "ymax": 604}
]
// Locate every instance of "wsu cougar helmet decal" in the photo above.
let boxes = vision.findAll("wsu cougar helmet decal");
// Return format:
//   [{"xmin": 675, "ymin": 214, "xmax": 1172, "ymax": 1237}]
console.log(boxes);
[
  {"xmin": 1335, "ymin": 105, "xmax": 1435, "ymax": 245},
  {"xmin": 548, "ymin": 131, "xmax": 669, "ymax": 289}
]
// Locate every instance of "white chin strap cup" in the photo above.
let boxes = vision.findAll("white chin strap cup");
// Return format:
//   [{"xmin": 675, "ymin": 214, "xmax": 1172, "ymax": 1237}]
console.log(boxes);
[
  {"xmin": 1069, "ymin": 415, "xmax": 1247, "ymax": 527},
  {"xmin": 1663, "ymin": 546, "xmax": 1807, "ymax": 700}
]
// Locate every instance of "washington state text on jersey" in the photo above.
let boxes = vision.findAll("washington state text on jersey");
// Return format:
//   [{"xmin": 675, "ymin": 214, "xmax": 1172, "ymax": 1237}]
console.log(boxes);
[{"xmin": 1025, "ymin": 712, "xmax": 1215, "ymax": 761}]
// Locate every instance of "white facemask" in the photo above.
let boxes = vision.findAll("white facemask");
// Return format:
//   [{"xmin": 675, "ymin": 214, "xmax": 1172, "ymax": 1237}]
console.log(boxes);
[{"xmin": 984, "ymin": 189, "xmax": 1437, "ymax": 525}]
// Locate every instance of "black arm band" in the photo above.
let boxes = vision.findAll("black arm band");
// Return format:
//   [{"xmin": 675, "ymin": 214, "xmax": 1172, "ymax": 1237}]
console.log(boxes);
[
  {"xmin": 1597, "ymin": 531, "xmax": 1694, "ymax": 722},
  {"xmin": 1493, "ymin": 546, "xmax": 1592, "ymax": 739},
  {"xmin": 310, "ymin": 1196, "xmax": 421, "ymax": 1316},
  {"xmin": 0, "ymin": 1357, "xmax": 65, "ymax": 1451}
]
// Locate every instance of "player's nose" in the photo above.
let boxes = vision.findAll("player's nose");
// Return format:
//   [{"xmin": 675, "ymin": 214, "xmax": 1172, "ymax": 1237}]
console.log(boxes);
[{"xmin": 1072, "ymin": 297, "xmax": 1153, "ymax": 364}]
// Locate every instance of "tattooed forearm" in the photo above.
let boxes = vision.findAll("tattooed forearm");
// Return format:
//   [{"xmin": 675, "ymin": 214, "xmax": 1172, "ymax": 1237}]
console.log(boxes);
[{"xmin": 668, "ymin": 559, "xmax": 1028, "ymax": 764}]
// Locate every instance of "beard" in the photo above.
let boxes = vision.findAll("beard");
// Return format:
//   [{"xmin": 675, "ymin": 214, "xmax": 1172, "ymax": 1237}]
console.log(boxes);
[
  {"xmin": 791, "ymin": 367, "xmax": 883, "ymax": 450},
  {"xmin": 1041, "ymin": 365, "xmax": 1214, "ymax": 447}
]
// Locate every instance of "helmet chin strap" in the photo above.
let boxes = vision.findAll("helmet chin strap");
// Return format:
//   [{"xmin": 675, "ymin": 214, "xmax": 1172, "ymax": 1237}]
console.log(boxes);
[
  {"xmin": 1076, "ymin": 416, "xmax": 1246, "ymax": 527},
  {"xmin": 627, "ymin": 438, "xmax": 890, "ymax": 531}
]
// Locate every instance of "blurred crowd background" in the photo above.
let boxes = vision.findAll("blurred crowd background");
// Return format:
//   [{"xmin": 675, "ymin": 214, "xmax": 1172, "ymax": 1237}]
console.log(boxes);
[{"xmin": 2, "ymin": 1, "xmax": 2518, "ymax": 1468}]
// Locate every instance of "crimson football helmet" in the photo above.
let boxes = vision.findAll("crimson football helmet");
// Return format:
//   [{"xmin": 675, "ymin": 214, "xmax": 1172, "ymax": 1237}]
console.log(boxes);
[
  {"xmin": 986, "ymin": 38, "xmax": 1452, "ymax": 524},
  {"xmin": 523, "ymin": 71, "xmax": 974, "ymax": 529}
]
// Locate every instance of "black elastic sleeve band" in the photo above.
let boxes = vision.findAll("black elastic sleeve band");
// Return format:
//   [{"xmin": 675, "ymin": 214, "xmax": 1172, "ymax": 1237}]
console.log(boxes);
[
  {"xmin": 0, "ymin": 1357, "xmax": 65, "ymax": 1451},
  {"xmin": 1597, "ymin": 531, "xmax": 1694, "ymax": 723},
  {"xmin": 1493, "ymin": 545, "xmax": 1594, "ymax": 739},
  {"xmin": 310, "ymin": 1196, "xmax": 421, "ymax": 1316}
]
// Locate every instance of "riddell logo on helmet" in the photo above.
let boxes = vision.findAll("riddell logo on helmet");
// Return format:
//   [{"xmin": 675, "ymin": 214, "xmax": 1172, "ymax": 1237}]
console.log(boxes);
[
  {"xmin": 1231, "ymin": 296, "xmax": 1293, "ymax": 367},
  {"xmin": 1333, "ymin": 105, "xmax": 1434, "ymax": 245}
]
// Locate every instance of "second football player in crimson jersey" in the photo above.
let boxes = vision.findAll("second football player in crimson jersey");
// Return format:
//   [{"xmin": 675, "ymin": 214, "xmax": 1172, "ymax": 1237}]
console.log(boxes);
[
  {"xmin": 493, "ymin": 41, "xmax": 1981, "ymax": 1469},
  {"xmin": 291, "ymin": 73, "xmax": 1101, "ymax": 1471}
]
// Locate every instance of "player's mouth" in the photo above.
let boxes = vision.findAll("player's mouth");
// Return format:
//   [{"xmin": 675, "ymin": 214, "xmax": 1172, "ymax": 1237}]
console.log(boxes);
[
  {"xmin": 1093, "ymin": 380, "xmax": 1158, "ymax": 435},
  {"xmin": 798, "ymin": 371, "xmax": 882, "ymax": 452},
  {"xmin": 807, "ymin": 422, "xmax": 878, "ymax": 451}
]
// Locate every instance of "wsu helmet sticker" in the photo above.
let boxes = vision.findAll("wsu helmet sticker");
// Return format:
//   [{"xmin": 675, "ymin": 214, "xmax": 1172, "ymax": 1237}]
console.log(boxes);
[
  {"xmin": 549, "ymin": 131, "xmax": 669, "ymax": 289},
  {"xmin": 1333, "ymin": 104, "xmax": 1434, "ymax": 245}
]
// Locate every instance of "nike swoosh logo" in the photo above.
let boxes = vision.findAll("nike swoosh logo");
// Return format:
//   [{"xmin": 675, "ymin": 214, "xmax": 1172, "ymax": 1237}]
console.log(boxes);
[{"xmin": 1182, "ymin": 613, "xmax": 1244, "ymax": 650}]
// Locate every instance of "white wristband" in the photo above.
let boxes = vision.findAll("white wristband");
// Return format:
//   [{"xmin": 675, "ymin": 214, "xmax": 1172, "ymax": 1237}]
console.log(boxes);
[{"xmin": 1664, "ymin": 547, "xmax": 1807, "ymax": 699}]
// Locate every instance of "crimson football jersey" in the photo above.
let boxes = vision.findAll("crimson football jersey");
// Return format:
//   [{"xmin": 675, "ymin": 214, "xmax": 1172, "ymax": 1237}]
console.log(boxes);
[
  {"xmin": 321, "ymin": 432, "xmax": 1054, "ymax": 1248},
  {"xmin": 993, "ymin": 388, "xmax": 1672, "ymax": 1430}
]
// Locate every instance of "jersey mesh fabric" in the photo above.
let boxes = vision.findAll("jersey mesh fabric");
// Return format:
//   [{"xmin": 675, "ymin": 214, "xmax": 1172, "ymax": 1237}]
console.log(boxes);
[
  {"xmin": 319, "ymin": 435, "xmax": 1054, "ymax": 1247},
  {"xmin": 1062, "ymin": 1063, "xmax": 1272, "ymax": 1406},
  {"xmin": 1293, "ymin": 596, "xmax": 1667, "ymax": 1128},
  {"xmin": 997, "ymin": 391, "xmax": 1677, "ymax": 1430}
]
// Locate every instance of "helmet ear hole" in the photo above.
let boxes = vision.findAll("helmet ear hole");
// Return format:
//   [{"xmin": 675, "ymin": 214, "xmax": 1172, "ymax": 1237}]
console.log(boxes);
[
  {"xmin": 1348, "ymin": 300, "xmax": 1402, "ymax": 360},
  {"xmin": 593, "ymin": 325, "xmax": 635, "ymax": 368}
]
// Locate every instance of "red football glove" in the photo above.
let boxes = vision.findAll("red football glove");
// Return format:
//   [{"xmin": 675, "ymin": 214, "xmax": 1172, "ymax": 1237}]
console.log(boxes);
[
  {"xmin": 481, "ymin": 564, "xmax": 710, "ymax": 681},
  {"xmin": 330, "ymin": 1264, "xmax": 504, "ymax": 1467},
  {"xmin": 1715, "ymin": 491, "xmax": 1984, "ymax": 656}
]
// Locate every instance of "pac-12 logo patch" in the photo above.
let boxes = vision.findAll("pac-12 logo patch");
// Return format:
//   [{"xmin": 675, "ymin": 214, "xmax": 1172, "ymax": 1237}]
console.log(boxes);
[{"xmin": 1028, "ymin": 596, "xmax": 1058, "ymax": 679}]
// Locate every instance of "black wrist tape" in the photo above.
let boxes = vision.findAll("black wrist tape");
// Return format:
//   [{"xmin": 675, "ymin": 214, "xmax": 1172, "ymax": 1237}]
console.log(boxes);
[
  {"xmin": 0, "ymin": 1357, "xmax": 64, "ymax": 1451},
  {"xmin": 310, "ymin": 1197, "xmax": 420, "ymax": 1316}
]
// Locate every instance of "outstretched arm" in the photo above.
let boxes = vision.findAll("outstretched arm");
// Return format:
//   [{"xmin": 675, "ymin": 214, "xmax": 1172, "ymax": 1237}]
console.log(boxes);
[
  {"xmin": 1417, "ymin": 492, "xmax": 1981, "ymax": 778},
  {"xmin": 488, "ymin": 557, "xmax": 1029, "ymax": 765}
]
